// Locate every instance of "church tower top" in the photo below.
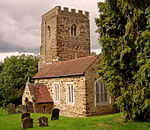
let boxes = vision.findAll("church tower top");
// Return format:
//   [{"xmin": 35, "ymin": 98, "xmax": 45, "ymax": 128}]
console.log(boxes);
[{"xmin": 39, "ymin": 6, "xmax": 91, "ymax": 69}]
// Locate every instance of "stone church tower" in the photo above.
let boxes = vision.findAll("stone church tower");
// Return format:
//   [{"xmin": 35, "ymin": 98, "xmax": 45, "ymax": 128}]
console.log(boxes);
[{"xmin": 39, "ymin": 6, "xmax": 90, "ymax": 68}]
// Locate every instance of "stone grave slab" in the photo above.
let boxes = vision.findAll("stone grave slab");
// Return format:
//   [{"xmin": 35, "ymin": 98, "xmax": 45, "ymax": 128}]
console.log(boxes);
[
  {"xmin": 21, "ymin": 113, "xmax": 30, "ymax": 120},
  {"xmin": 7, "ymin": 103, "xmax": 16, "ymax": 114},
  {"xmin": 51, "ymin": 108, "xmax": 60, "ymax": 120},
  {"xmin": 22, "ymin": 117, "xmax": 33, "ymax": 129},
  {"xmin": 38, "ymin": 116, "xmax": 48, "ymax": 127},
  {"xmin": 18, "ymin": 105, "xmax": 27, "ymax": 113},
  {"xmin": 26, "ymin": 102, "xmax": 34, "ymax": 113}
]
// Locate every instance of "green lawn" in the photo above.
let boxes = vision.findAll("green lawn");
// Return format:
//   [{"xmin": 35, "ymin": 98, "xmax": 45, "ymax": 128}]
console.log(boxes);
[{"xmin": 0, "ymin": 108, "xmax": 150, "ymax": 130}]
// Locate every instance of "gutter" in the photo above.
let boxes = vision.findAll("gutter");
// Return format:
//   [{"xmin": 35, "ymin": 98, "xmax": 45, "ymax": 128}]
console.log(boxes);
[{"xmin": 33, "ymin": 73, "xmax": 85, "ymax": 79}]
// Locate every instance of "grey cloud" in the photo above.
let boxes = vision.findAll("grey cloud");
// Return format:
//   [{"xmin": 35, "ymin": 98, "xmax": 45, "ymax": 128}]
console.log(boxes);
[
  {"xmin": 0, "ymin": 39, "xmax": 39, "ymax": 53},
  {"xmin": 0, "ymin": 0, "xmax": 103, "ymax": 53}
]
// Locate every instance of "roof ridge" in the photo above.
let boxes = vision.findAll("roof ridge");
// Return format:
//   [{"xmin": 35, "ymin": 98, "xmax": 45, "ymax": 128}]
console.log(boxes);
[
  {"xmin": 34, "ymin": 55, "xmax": 98, "ymax": 79},
  {"xmin": 44, "ymin": 55, "xmax": 97, "ymax": 67}
]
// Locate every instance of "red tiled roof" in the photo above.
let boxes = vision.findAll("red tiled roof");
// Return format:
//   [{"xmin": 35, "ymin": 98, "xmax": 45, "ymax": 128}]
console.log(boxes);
[
  {"xmin": 28, "ymin": 83, "xmax": 53, "ymax": 104},
  {"xmin": 33, "ymin": 56, "xmax": 97, "ymax": 79}
]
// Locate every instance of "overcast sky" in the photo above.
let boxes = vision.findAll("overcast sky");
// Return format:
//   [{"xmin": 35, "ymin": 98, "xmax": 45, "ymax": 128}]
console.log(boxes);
[{"xmin": 0, "ymin": 0, "xmax": 104, "ymax": 60}]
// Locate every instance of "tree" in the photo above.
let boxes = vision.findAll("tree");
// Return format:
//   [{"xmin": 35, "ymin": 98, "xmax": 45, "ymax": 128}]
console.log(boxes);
[
  {"xmin": 90, "ymin": 52, "xmax": 97, "ymax": 56},
  {"xmin": 96, "ymin": 0, "xmax": 150, "ymax": 120},
  {"xmin": 0, "ymin": 62, "xmax": 4, "ymax": 72},
  {"xmin": 0, "ymin": 54, "xmax": 38, "ymax": 106}
]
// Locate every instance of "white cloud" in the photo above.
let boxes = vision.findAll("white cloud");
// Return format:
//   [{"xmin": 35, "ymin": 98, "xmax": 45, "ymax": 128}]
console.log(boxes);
[{"xmin": 0, "ymin": 52, "xmax": 36, "ymax": 62}]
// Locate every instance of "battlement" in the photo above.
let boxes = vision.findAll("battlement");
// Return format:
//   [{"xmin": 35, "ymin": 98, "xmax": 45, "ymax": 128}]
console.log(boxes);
[
  {"xmin": 40, "ymin": 6, "xmax": 90, "ymax": 69},
  {"xmin": 42, "ymin": 6, "xmax": 89, "ymax": 20}
]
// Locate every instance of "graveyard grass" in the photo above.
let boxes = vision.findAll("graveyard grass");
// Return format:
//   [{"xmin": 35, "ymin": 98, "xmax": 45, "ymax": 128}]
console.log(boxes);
[{"xmin": 0, "ymin": 108, "xmax": 150, "ymax": 130}]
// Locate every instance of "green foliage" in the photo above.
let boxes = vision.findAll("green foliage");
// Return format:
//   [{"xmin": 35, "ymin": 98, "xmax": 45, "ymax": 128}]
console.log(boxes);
[
  {"xmin": 96, "ymin": 0, "xmax": 150, "ymax": 120},
  {"xmin": 0, "ymin": 62, "xmax": 4, "ymax": 72},
  {"xmin": 90, "ymin": 52, "xmax": 97, "ymax": 56},
  {"xmin": 0, "ymin": 54, "xmax": 38, "ymax": 106}
]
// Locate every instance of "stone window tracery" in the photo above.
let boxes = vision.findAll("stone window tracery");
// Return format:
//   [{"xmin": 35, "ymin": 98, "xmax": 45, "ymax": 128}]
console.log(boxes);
[
  {"xmin": 95, "ymin": 79, "xmax": 110, "ymax": 106},
  {"xmin": 66, "ymin": 84, "xmax": 74, "ymax": 104},
  {"xmin": 53, "ymin": 83, "xmax": 60, "ymax": 102}
]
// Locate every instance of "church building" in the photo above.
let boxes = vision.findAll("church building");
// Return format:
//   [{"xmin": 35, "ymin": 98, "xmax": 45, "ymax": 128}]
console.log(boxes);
[{"xmin": 22, "ymin": 6, "xmax": 116, "ymax": 117}]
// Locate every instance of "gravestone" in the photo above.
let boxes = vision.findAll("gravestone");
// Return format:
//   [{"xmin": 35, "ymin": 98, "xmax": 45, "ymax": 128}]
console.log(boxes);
[
  {"xmin": 38, "ymin": 117, "xmax": 48, "ymax": 127},
  {"xmin": 26, "ymin": 102, "xmax": 34, "ymax": 113},
  {"xmin": 22, "ymin": 117, "xmax": 33, "ymax": 129},
  {"xmin": 21, "ymin": 113, "xmax": 30, "ymax": 120},
  {"xmin": 51, "ymin": 108, "xmax": 60, "ymax": 120},
  {"xmin": 7, "ymin": 103, "xmax": 16, "ymax": 114},
  {"xmin": 19, "ymin": 105, "xmax": 27, "ymax": 113}
]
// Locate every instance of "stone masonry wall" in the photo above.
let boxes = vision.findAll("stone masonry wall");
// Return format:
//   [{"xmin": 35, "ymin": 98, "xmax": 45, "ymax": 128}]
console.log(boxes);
[
  {"xmin": 39, "ymin": 7, "xmax": 57, "ymax": 68},
  {"xmin": 56, "ymin": 7, "xmax": 90, "ymax": 61},
  {"xmin": 85, "ymin": 57, "xmax": 117, "ymax": 116},
  {"xmin": 22, "ymin": 83, "xmax": 33, "ymax": 105},
  {"xmin": 39, "ymin": 6, "xmax": 90, "ymax": 69},
  {"xmin": 35, "ymin": 76, "xmax": 87, "ymax": 117},
  {"xmin": 34, "ymin": 103, "xmax": 53, "ymax": 114}
]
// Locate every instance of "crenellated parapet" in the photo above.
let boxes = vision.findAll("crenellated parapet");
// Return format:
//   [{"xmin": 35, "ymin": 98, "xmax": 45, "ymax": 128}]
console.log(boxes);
[
  {"xmin": 39, "ymin": 6, "xmax": 90, "ymax": 69},
  {"xmin": 42, "ymin": 6, "xmax": 89, "ymax": 21}
]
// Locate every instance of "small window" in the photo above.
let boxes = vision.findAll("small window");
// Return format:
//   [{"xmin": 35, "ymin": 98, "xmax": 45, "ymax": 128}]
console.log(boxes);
[
  {"xmin": 47, "ymin": 26, "xmax": 51, "ymax": 37},
  {"xmin": 66, "ymin": 84, "xmax": 74, "ymax": 104},
  {"xmin": 53, "ymin": 84, "xmax": 60, "ymax": 102},
  {"xmin": 71, "ymin": 25, "xmax": 77, "ymax": 37},
  {"xmin": 95, "ymin": 80, "xmax": 110, "ymax": 106}
]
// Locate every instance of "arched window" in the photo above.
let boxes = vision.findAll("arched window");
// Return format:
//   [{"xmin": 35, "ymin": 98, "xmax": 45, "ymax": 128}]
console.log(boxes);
[
  {"xmin": 47, "ymin": 26, "xmax": 51, "ymax": 37},
  {"xmin": 53, "ymin": 83, "xmax": 60, "ymax": 103},
  {"xmin": 95, "ymin": 79, "xmax": 110, "ymax": 106},
  {"xmin": 71, "ymin": 25, "xmax": 77, "ymax": 37}
]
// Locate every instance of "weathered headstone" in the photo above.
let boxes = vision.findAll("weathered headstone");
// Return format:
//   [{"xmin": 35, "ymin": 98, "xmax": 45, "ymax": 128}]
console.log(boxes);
[
  {"xmin": 51, "ymin": 108, "xmax": 60, "ymax": 120},
  {"xmin": 38, "ymin": 117, "xmax": 48, "ymax": 127},
  {"xmin": 21, "ymin": 113, "xmax": 30, "ymax": 120},
  {"xmin": 26, "ymin": 102, "xmax": 34, "ymax": 113},
  {"xmin": 19, "ymin": 105, "xmax": 27, "ymax": 113},
  {"xmin": 7, "ymin": 103, "xmax": 16, "ymax": 114},
  {"xmin": 22, "ymin": 117, "xmax": 33, "ymax": 129}
]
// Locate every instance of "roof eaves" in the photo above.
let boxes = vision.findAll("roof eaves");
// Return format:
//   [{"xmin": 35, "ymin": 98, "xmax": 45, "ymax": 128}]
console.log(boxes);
[
  {"xmin": 33, "ymin": 73, "xmax": 84, "ymax": 79},
  {"xmin": 35, "ymin": 101, "xmax": 53, "ymax": 104},
  {"xmin": 84, "ymin": 56, "xmax": 98, "ymax": 73}
]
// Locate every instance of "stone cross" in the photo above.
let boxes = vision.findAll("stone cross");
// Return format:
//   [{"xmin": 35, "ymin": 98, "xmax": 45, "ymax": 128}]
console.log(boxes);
[
  {"xmin": 21, "ymin": 113, "xmax": 30, "ymax": 120},
  {"xmin": 43, "ymin": 105, "xmax": 46, "ymax": 112},
  {"xmin": 21, "ymin": 117, "xmax": 33, "ymax": 129},
  {"xmin": 7, "ymin": 103, "xmax": 16, "ymax": 114},
  {"xmin": 26, "ymin": 102, "xmax": 34, "ymax": 113},
  {"xmin": 38, "ymin": 117, "xmax": 48, "ymax": 127},
  {"xmin": 51, "ymin": 108, "xmax": 60, "ymax": 120}
]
